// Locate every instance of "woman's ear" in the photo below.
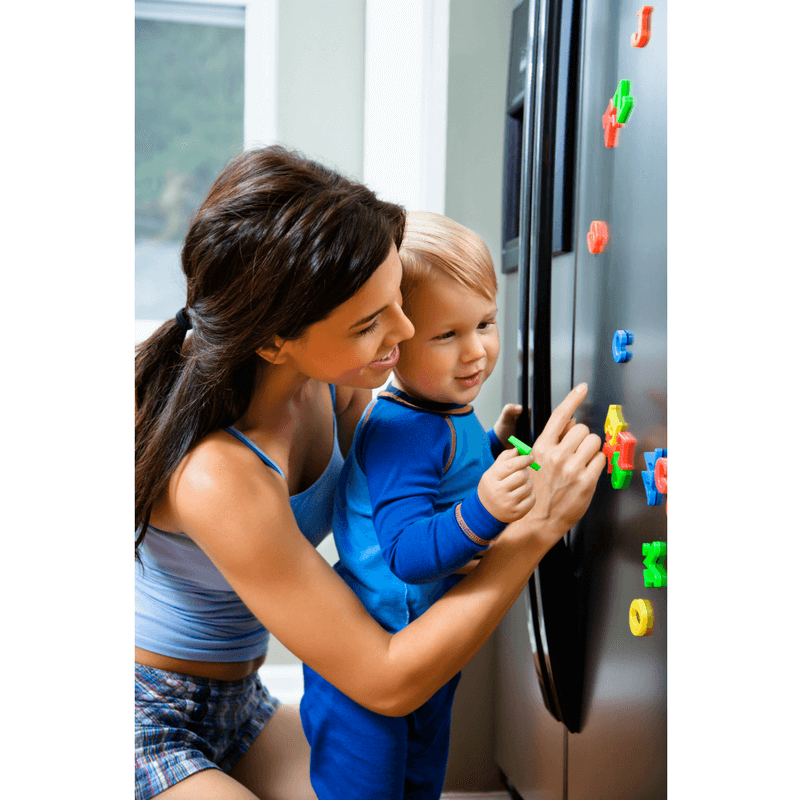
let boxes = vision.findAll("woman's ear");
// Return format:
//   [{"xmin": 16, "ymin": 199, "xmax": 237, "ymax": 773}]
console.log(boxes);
[{"xmin": 256, "ymin": 338, "xmax": 287, "ymax": 364}]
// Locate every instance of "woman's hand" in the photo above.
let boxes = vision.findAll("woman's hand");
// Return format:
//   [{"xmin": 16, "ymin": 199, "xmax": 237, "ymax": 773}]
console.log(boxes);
[
  {"xmin": 492, "ymin": 403, "xmax": 524, "ymax": 447},
  {"xmin": 501, "ymin": 384, "xmax": 605, "ymax": 551}
]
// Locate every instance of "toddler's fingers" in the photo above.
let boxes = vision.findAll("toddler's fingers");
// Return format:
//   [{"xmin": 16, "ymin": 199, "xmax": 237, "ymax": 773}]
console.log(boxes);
[
  {"xmin": 502, "ymin": 487, "xmax": 537, "ymax": 520},
  {"xmin": 506, "ymin": 481, "xmax": 535, "ymax": 504},
  {"xmin": 493, "ymin": 448, "xmax": 537, "ymax": 477},
  {"xmin": 498, "ymin": 469, "xmax": 529, "ymax": 492},
  {"xmin": 519, "ymin": 490, "xmax": 537, "ymax": 513},
  {"xmin": 501, "ymin": 403, "xmax": 523, "ymax": 419}
]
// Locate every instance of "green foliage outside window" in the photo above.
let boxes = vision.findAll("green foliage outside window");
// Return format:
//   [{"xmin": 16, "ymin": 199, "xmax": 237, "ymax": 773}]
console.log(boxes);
[{"xmin": 135, "ymin": 19, "xmax": 245, "ymax": 240}]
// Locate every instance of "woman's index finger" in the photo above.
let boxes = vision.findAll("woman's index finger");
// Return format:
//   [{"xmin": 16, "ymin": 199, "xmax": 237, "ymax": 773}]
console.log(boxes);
[{"xmin": 539, "ymin": 383, "xmax": 588, "ymax": 444}]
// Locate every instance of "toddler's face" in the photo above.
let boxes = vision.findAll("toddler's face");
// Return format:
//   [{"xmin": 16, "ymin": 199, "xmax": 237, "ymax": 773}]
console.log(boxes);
[{"xmin": 393, "ymin": 272, "xmax": 499, "ymax": 405}]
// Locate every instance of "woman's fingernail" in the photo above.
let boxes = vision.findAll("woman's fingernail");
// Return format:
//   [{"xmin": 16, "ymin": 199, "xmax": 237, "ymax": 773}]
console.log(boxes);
[{"xmin": 575, "ymin": 382, "xmax": 587, "ymax": 392}]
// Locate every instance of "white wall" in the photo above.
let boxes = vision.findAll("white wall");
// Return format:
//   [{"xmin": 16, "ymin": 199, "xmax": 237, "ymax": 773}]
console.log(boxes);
[
  {"xmin": 363, "ymin": 0, "xmax": 449, "ymax": 213},
  {"xmin": 275, "ymin": 0, "xmax": 365, "ymax": 180}
]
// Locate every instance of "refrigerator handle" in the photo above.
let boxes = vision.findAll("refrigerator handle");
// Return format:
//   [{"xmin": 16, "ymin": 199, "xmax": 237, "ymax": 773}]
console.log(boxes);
[
  {"xmin": 520, "ymin": 0, "xmax": 569, "ymax": 728},
  {"xmin": 516, "ymin": 0, "xmax": 537, "ymax": 435},
  {"xmin": 530, "ymin": 0, "xmax": 561, "ymax": 440},
  {"xmin": 517, "ymin": 0, "xmax": 561, "ymax": 443}
]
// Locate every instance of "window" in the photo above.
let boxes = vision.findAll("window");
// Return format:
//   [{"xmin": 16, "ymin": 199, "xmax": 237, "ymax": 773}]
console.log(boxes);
[{"xmin": 135, "ymin": 1, "xmax": 249, "ymax": 340}]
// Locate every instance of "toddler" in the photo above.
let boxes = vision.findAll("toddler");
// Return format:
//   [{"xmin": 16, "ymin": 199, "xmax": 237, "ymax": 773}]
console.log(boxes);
[{"xmin": 300, "ymin": 211, "xmax": 537, "ymax": 799}]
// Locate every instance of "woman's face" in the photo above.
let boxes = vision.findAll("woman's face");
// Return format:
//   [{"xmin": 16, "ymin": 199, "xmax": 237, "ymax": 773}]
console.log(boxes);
[{"xmin": 272, "ymin": 244, "xmax": 416, "ymax": 389}]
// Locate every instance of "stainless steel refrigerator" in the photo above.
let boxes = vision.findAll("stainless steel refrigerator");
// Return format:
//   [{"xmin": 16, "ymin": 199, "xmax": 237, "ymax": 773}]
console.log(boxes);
[{"xmin": 495, "ymin": 1, "xmax": 667, "ymax": 798}]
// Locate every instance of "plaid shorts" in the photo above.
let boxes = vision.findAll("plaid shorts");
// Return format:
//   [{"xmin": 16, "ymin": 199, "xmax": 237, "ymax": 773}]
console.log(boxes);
[{"xmin": 135, "ymin": 663, "xmax": 280, "ymax": 800}]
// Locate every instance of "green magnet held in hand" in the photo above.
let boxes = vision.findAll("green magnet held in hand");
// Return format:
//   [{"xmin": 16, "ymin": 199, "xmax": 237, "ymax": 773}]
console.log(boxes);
[{"xmin": 507, "ymin": 436, "xmax": 541, "ymax": 470}]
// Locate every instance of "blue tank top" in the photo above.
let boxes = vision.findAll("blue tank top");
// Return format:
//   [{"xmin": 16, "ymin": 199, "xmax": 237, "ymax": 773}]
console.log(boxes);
[{"xmin": 135, "ymin": 385, "xmax": 344, "ymax": 662}]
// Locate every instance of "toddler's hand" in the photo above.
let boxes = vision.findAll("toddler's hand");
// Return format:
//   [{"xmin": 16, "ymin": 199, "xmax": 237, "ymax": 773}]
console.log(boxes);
[
  {"xmin": 493, "ymin": 404, "xmax": 524, "ymax": 447},
  {"xmin": 477, "ymin": 446, "xmax": 537, "ymax": 523}
]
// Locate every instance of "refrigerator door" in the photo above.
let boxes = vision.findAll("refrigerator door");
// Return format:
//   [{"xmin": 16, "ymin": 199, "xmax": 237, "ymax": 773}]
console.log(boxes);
[
  {"xmin": 497, "ymin": 267, "xmax": 567, "ymax": 800},
  {"xmin": 567, "ymin": 0, "xmax": 667, "ymax": 797}
]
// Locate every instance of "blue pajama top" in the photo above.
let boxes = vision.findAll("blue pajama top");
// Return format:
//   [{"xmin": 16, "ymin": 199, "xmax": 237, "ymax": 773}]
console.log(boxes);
[{"xmin": 332, "ymin": 383, "xmax": 506, "ymax": 634}]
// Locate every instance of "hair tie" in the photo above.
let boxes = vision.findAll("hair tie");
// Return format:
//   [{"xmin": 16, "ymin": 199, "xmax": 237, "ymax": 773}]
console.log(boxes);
[{"xmin": 175, "ymin": 308, "xmax": 192, "ymax": 331}]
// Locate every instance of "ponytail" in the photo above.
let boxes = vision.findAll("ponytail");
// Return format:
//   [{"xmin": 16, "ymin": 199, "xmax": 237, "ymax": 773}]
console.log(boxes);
[
  {"xmin": 135, "ymin": 312, "xmax": 259, "ymax": 556},
  {"xmin": 135, "ymin": 317, "xmax": 194, "ymax": 554}
]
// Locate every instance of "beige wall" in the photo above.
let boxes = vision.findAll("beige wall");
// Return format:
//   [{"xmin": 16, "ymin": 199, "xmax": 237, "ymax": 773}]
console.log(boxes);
[{"xmin": 276, "ymin": 0, "xmax": 365, "ymax": 179}]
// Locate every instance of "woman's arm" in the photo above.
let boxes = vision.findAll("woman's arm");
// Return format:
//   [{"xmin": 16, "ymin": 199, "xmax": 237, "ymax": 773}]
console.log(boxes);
[
  {"xmin": 386, "ymin": 384, "xmax": 605, "ymax": 709},
  {"xmin": 173, "ymin": 384, "xmax": 603, "ymax": 717}
]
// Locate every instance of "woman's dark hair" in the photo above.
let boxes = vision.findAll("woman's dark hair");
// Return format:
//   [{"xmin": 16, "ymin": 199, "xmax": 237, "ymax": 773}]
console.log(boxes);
[{"xmin": 136, "ymin": 145, "xmax": 405, "ymax": 555}]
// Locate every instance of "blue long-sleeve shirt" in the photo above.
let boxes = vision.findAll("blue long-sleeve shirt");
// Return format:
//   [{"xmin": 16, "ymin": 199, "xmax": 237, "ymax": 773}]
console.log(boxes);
[{"xmin": 332, "ymin": 383, "xmax": 506, "ymax": 633}]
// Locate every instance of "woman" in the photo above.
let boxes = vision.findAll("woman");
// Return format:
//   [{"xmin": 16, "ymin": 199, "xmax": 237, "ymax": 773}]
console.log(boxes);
[{"xmin": 135, "ymin": 145, "xmax": 605, "ymax": 800}]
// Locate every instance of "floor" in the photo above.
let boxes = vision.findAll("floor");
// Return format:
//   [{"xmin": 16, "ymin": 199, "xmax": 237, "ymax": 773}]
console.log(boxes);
[{"xmin": 441, "ymin": 794, "xmax": 511, "ymax": 799}]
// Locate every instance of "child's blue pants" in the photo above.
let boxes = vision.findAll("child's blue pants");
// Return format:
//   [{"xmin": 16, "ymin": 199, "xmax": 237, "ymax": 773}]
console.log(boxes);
[{"xmin": 300, "ymin": 663, "xmax": 461, "ymax": 800}]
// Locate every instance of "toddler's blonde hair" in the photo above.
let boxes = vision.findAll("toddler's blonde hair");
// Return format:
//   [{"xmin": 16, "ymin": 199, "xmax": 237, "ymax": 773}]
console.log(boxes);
[{"xmin": 399, "ymin": 211, "xmax": 497, "ymax": 304}]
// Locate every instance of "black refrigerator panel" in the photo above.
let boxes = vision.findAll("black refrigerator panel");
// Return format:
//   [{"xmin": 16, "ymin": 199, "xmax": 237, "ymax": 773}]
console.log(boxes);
[{"xmin": 501, "ymin": 0, "xmax": 581, "ymax": 275}]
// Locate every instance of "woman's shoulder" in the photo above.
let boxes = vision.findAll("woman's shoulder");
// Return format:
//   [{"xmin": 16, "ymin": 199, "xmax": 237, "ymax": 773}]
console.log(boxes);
[
  {"xmin": 181, "ymin": 428, "xmax": 285, "ymax": 486},
  {"xmin": 167, "ymin": 427, "xmax": 309, "ymax": 585},
  {"xmin": 168, "ymin": 429, "xmax": 288, "ymax": 530}
]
